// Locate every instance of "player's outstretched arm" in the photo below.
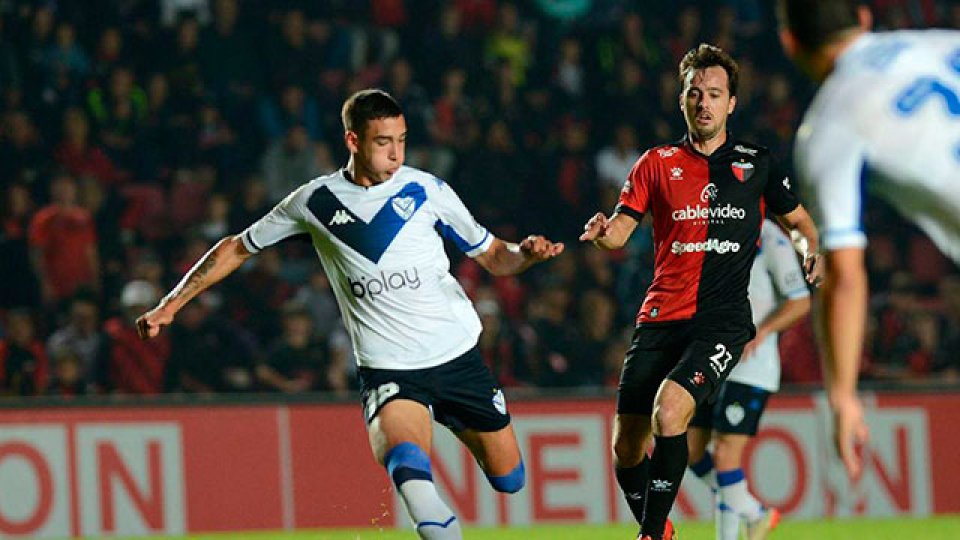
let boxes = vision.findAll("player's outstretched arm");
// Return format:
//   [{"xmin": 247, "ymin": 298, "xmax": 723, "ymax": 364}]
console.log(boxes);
[
  {"xmin": 474, "ymin": 236, "xmax": 565, "ymax": 276},
  {"xmin": 818, "ymin": 246, "xmax": 870, "ymax": 479},
  {"xmin": 579, "ymin": 212, "xmax": 639, "ymax": 250},
  {"xmin": 136, "ymin": 235, "xmax": 254, "ymax": 339},
  {"xmin": 776, "ymin": 205, "xmax": 823, "ymax": 285}
]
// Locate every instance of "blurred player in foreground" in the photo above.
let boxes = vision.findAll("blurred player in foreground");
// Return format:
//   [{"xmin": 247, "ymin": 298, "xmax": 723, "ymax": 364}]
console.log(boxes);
[
  {"xmin": 137, "ymin": 89, "xmax": 563, "ymax": 539},
  {"xmin": 580, "ymin": 43, "xmax": 820, "ymax": 540},
  {"xmin": 687, "ymin": 218, "xmax": 811, "ymax": 540},
  {"xmin": 778, "ymin": 0, "xmax": 960, "ymax": 479}
]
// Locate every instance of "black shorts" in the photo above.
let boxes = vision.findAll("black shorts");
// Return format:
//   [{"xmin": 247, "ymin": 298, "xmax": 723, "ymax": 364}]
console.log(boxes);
[
  {"xmin": 358, "ymin": 346, "xmax": 510, "ymax": 433},
  {"xmin": 689, "ymin": 380, "xmax": 771, "ymax": 436},
  {"xmin": 616, "ymin": 318, "xmax": 754, "ymax": 415}
]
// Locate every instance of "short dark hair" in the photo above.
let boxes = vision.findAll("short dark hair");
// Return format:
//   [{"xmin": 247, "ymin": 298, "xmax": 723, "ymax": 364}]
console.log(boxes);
[
  {"xmin": 678, "ymin": 43, "xmax": 740, "ymax": 96},
  {"xmin": 777, "ymin": 0, "xmax": 861, "ymax": 51},
  {"xmin": 341, "ymin": 89, "xmax": 403, "ymax": 137}
]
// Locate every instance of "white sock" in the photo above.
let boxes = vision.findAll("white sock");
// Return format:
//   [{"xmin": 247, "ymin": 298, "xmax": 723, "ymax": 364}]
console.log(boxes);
[
  {"xmin": 397, "ymin": 479, "xmax": 462, "ymax": 540},
  {"xmin": 714, "ymin": 491, "xmax": 741, "ymax": 540},
  {"xmin": 717, "ymin": 469, "xmax": 764, "ymax": 522},
  {"xmin": 690, "ymin": 452, "xmax": 719, "ymax": 491}
]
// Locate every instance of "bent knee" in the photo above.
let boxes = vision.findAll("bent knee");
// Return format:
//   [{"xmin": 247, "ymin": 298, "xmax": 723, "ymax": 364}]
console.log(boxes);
[
  {"xmin": 652, "ymin": 404, "xmax": 692, "ymax": 436},
  {"xmin": 487, "ymin": 460, "xmax": 525, "ymax": 493}
]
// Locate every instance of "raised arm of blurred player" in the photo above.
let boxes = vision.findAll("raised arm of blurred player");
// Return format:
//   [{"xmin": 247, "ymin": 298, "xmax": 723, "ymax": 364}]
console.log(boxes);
[
  {"xmin": 819, "ymin": 246, "xmax": 870, "ymax": 478},
  {"xmin": 137, "ymin": 235, "xmax": 254, "ymax": 339},
  {"xmin": 775, "ymin": 204, "xmax": 823, "ymax": 286},
  {"xmin": 475, "ymin": 236, "xmax": 565, "ymax": 276}
]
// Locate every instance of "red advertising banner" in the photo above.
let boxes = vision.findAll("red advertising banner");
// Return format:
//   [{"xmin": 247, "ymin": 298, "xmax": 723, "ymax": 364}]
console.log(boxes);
[{"xmin": 0, "ymin": 391, "xmax": 957, "ymax": 537}]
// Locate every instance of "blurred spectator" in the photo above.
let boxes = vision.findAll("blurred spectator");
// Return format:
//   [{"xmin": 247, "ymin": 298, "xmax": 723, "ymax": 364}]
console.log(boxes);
[
  {"xmin": 258, "ymin": 84, "xmax": 321, "ymax": 142},
  {"xmin": 53, "ymin": 107, "xmax": 119, "ymax": 186},
  {"xmin": 934, "ymin": 276, "xmax": 960, "ymax": 381},
  {"xmin": 167, "ymin": 293, "xmax": 257, "ymax": 393},
  {"xmin": 293, "ymin": 269, "xmax": 340, "ymax": 342},
  {"xmin": 0, "ymin": 183, "xmax": 40, "ymax": 308},
  {"xmin": 484, "ymin": 3, "xmax": 532, "ymax": 86},
  {"xmin": 197, "ymin": 192, "xmax": 231, "ymax": 242},
  {"xmin": 574, "ymin": 289, "xmax": 616, "ymax": 386},
  {"xmin": 46, "ymin": 292, "xmax": 109, "ymax": 393},
  {"xmin": 867, "ymin": 273, "xmax": 936, "ymax": 380},
  {"xmin": 0, "ymin": 309, "xmax": 49, "ymax": 396},
  {"xmin": 228, "ymin": 176, "xmax": 272, "ymax": 232},
  {"xmin": 261, "ymin": 125, "xmax": 328, "ymax": 203},
  {"xmin": 0, "ymin": 110, "xmax": 46, "ymax": 190},
  {"xmin": 256, "ymin": 301, "xmax": 340, "ymax": 393},
  {"xmin": 46, "ymin": 347, "xmax": 86, "ymax": 396},
  {"xmin": 595, "ymin": 123, "xmax": 641, "ymax": 211},
  {"xmin": 28, "ymin": 173, "xmax": 100, "ymax": 306},
  {"xmin": 476, "ymin": 287, "xmax": 527, "ymax": 387},
  {"xmin": 42, "ymin": 22, "xmax": 90, "ymax": 84},
  {"xmin": 200, "ymin": 0, "xmax": 260, "ymax": 108},
  {"xmin": 225, "ymin": 248, "xmax": 295, "ymax": 343},
  {"xmin": 161, "ymin": 0, "xmax": 212, "ymax": 27},
  {"xmin": 267, "ymin": 10, "xmax": 321, "ymax": 93},
  {"xmin": 86, "ymin": 66, "xmax": 148, "ymax": 171},
  {"xmin": 163, "ymin": 17, "xmax": 205, "ymax": 114},
  {"xmin": 521, "ymin": 285, "xmax": 583, "ymax": 387},
  {"xmin": 104, "ymin": 280, "xmax": 170, "ymax": 394},
  {"xmin": 90, "ymin": 27, "xmax": 128, "ymax": 84},
  {"xmin": 0, "ymin": 18, "xmax": 21, "ymax": 95}
]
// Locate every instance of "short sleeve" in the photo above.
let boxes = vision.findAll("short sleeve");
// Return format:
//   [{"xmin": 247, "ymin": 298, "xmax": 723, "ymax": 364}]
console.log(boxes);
[
  {"xmin": 761, "ymin": 222, "xmax": 810, "ymax": 300},
  {"xmin": 241, "ymin": 186, "xmax": 308, "ymax": 253},
  {"xmin": 795, "ymin": 118, "xmax": 869, "ymax": 251},
  {"xmin": 615, "ymin": 150, "xmax": 656, "ymax": 221},
  {"xmin": 431, "ymin": 178, "xmax": 493, "ymax": 257},
  {"xmin": 763, "ymin": 157, "xmax": 800, "ymax": 216}
]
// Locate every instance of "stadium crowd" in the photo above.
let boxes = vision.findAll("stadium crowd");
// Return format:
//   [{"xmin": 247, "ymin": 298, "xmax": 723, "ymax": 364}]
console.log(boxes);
[{"xmin": 0, "ymin": 0, "xmax": 958, "ymax": 398}]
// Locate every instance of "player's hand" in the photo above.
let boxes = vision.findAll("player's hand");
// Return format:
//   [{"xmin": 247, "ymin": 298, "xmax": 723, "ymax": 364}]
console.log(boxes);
[
  {"xmin": 519, "ymin": 235, "xmax": 565, "ymax": 261},
  {"xmin": 831, "ymin": 393, "xmax": 869, "ymax": 480},
  {"xmin": 740, "ymin": 338, "xmax": 759, "ymax": 363},
  {"xmin": 579, "ymin": 213, "xmax": 611, "ymax": 242},
  {"xmin": 804, "ymin": 251, "xmax": 824, "ymax": 287},
  {"xmin": 136, "ymin": 306, "xmax": 174, "ymax": 340}
]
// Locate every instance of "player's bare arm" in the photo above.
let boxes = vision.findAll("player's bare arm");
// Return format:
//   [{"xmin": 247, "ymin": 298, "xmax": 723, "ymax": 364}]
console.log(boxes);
[
  {"xmin": 775, "ymin": 205, "xmax": 823, "ymax": 285},
  {"xmin": 742, "ymin": 295, "xmax": 810, "ymax": 360},
  {"xmin": 474, "ymin": 236, "xmax": 565, "ymax": 276},
  {"xmin": 579, "ymin": 212, "xmax": 639, "ymax": 250},
  {"xmin": 136, "ymin": 235, "xmax": 254, "ymax": 339},
  {"xmin": 819, "ymin": 246, "xmax": 870, "ymax": 478}
]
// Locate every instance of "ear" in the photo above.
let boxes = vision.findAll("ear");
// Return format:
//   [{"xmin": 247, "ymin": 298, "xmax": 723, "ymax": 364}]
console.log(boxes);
[
  {"xmin": 344, "ymin": 130, "xmax": 359, "ymax": 154},
  {"xmin": 779, "ymin": 28, "xmax": 798, "ymax": 59},
  {"xmin": 858, "ymin": 5, "xmax": 872, "ymax": 31},
  {"xmin": 728, "ymin": 95, "xmax": 737, "ymax": 115}
]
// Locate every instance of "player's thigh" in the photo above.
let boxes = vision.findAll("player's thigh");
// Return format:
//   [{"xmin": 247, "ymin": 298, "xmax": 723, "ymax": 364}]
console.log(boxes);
[
  {"xmin": 455, "ymin": 424, "xmax": 521, "ymax": 476},
  {"xmin": 612, "ymin": 413, "xmax": 653, "ymax": 467},
  {"xmin": 666, "ymin": 320, "xmax": 753, "ymax": 409},
  {"xmin": 617, "ymin": 326, "xmax": 686, "ymax": 417},
  {"xmin": 368, "ymin": 398, "xmax": 434, "ymax": 464}
]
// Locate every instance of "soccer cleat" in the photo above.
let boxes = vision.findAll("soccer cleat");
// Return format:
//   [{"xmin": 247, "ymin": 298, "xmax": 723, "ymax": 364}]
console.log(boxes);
[
  {"xmin": 636, "ymin": 518, "xmax": 677, "ymax": 540},
  {"xmin": 745, "ymin": 507, "xmax": 780, "ymax": 540}
]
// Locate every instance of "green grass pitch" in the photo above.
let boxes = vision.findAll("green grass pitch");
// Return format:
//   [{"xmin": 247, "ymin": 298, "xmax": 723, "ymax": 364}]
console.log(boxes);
[{"xmin": 117, "ymin": 516, "xmax": 960, "ymax": 540}]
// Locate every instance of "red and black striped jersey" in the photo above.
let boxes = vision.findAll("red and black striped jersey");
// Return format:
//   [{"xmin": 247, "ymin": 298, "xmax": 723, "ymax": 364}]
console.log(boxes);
[{"xmin": 616, "ymin": 135, "xmax": 798, "ymax": 325}]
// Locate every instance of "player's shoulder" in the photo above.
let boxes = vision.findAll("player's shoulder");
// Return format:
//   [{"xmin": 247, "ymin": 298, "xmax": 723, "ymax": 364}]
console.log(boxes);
[
  {"xmin": 642, "ymin": 142, "xmax": 683, "ymax": 163},
  {"xmin": 393, "ymin": 165, "xmax": 449, "ymax": 192}
]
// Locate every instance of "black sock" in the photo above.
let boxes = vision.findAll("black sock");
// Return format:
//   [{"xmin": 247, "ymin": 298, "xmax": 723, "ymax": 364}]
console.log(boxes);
[
  {"xmin": 642, "ymin": 433, "xmax": 688, "ymax": 539},
  {"xmin": 615, "ymin": 457, "xmax": 650, "ymax": 524}
]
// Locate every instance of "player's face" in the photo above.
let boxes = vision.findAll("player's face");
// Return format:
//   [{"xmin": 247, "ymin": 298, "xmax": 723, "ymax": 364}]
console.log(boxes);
[
  {"xmin": 347, "ymin": 115, "xmax": 407, "ymax": 184},
  {"xmin": 680, "ymin": 66, "xmax": 737, "ymax": 142}
]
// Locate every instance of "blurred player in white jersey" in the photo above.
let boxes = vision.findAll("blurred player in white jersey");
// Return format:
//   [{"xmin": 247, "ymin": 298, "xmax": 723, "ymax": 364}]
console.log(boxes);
[
  {"xmin": 687, "ymin": 219, "xmax": 810, "ymax": 540},
  {"xmin": 777, "ymin": 0, "xmax": 960, "ymax": 479},
  {"xmin": 136, "ymin": 89, "xmax": 564, "ymax": 539}
]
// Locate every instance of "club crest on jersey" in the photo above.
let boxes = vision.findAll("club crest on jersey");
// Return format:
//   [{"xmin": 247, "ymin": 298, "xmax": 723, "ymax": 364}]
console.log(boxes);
[
  {"xmin": 731, "ymin": 161, "xmax": 754, "ymax": 183},
  {"xmin": 392, "ymin": 196, "xmax": 416, "ymax": 221}
]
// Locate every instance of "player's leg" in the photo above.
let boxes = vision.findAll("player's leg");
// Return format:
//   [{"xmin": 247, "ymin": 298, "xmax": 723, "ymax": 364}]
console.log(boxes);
[
  {"xmin": 641, "ymin": 321, "xmax": 751, "ymax": 540},
  {"xmin": 710, "ymin": 382, "xmax": 777, "ymax": 540},
  {"xmin": 362, "ymin": 368, "xmax": 462, "ymax": 540},
  {"xmin": 430, "ymin": 347, "xmax": 524, "ymax": 494},
  {"xmin": 455, "ymin": 424, "xmax": 525, "ymax": 493},
  {"xmin": 613, "ymin": 327, "xmax": 680, "ymax": 528},
  {"xmin": 688, "ymin": 412, "xmax": 739, "ymax": 540}
]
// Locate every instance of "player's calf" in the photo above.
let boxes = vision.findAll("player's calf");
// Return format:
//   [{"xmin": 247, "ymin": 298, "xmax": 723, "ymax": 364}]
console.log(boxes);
[{"xmin": 384, "ymin": 442, "xmax": 462, "ymax": 540}]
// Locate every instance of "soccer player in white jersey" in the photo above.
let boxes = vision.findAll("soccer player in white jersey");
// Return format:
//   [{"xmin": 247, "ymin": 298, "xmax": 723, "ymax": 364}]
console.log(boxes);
[
  {"xmin": 686, "ymin": 219, "xmax": 810, "ymax": 540},
  {"xmin": 777, "ymin": 0, "xmax": 960, "ymax": 479},
  {"xmin": 136, "ymin": 89, "xmax": 564, "ymax": 539}
]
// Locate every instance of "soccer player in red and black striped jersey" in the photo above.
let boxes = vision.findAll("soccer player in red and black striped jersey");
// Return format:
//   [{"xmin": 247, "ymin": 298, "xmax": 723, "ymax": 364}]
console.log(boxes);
[{"xmin": 580, "ymin": 44, "xmax": 821, "ymax": 540}]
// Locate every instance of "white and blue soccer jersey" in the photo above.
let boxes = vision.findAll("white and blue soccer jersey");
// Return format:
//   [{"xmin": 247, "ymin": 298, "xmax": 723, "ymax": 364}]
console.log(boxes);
[
  {"xmin": 241, "ymin": 166, "xmax": 493, "ymax": 370},
  {"xmin": 794, "ymin": 30, "xmax": 960, "ymax": 262},
  {"xmin": 729, "ymin": 220, "xmax": 809, "ymax": 392}
]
